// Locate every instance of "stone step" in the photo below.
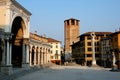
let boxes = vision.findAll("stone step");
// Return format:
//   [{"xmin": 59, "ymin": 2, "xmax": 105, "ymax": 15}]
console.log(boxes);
[{"xmin": 0, "ymin": 67, "xmax": 41, "ymax": 80}]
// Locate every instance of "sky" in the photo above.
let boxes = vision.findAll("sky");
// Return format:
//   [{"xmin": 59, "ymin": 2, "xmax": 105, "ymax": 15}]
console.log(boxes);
[{"xmin": 17, "ymin": 0, "xmax": 120, "ymax": 46}]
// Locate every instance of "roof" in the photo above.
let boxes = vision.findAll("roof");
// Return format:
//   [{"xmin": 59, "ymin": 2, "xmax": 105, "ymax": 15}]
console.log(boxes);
[
  {"xmin": 110, "ymin": 31, "xmax": 120, "ymax": 36},
  {"xmin": 30, "ymin": 32, "xmax": 46, "ymax": 39},
  {"xmin": 47, "ymin": 38, "xmax": 61, "ymax": 43},
  {"xmin": 64, "ymin": 18, "xmax": 80, "ymax": 22},
  {"xmin": 80, "ymin": 31, "xmax": 112, "ymax": 37}
]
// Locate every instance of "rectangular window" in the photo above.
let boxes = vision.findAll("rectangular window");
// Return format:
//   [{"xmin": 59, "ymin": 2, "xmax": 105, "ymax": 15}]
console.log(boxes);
[
  {"xmin": 56, "ymin": 50, "xmax": 58, "ymax": 54},
  {"xmin": 56, "ymin": 45, "xmax": 58, "ymax": 48},
  {"xmin": 95, "ymin": 42, "xmax": 99, "ymax": 46},
  {"xmin": 95, "ymin": 36, "xmax": 99, "ymax": 40},
  {"xmin": 51, "ymin": 56, "xmax": 53, "ymax": 59},
  {"xmin": 115, "ymin": 37, "xmax": 118, "ymax": 41},
  {"xmin": 87, "ymin": 36, "xmax": 91, "ymax": 40},
  {"xmin": 51, "ymin": 50, "xmax": 52, "ymax": 54},
  {"xmin": 88, "ymin": 48, "xmax": 92, "ymax": 51},
  {"xmin": 87, "ymin": 54, "xmax": 92, "ymax": 57},
  {"xmin": 95, "ymin": 47, "xmax": 99, "ymax": 52},
  {"xmin": 87, "ymin": 42, "xmax": 91, "ymax": 46}
]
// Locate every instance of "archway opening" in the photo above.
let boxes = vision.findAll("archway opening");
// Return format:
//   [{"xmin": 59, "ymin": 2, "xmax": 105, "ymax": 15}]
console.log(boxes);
[{"xmin": 11, "ymin": 16, "xmax": 25, "ymax": 67}]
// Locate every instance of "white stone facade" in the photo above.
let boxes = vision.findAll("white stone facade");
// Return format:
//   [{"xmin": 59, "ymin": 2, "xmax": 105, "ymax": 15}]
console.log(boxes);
[
  {"xmin": 0, "ymin": 0, "xmax": 31, "ymax": 74},
  {"xmin": 48, "ymin": 38, "xmax": 61, "ymax": 64},
  {"xmin": 29, "ymin": 33, "xmax": 51, "ymax": 67}
]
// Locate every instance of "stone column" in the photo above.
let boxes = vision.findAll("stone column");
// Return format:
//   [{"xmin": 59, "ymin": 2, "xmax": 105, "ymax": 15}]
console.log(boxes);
[
  {"xmin": 46, "ymin": 49, "xmax": 48, "ymax": 64},
  {"xmin": 38, "ymin": 48, "xmax": 40, "ymax": 66},
  {"xmin": 29, "ymin": 46, "xmax": 32, "ymax": 66},
  {"xmin": 44, "ymin": 49, "xmax": 46, "ymax": 64},
  {"xmin": 43, "ymin": 51, "xmax": 45, "ymax": 64},
  {"xmin": 22, "ymin": 43, "xmax": 26, "ymax": 64},
  {"xmin": 91, "ymin": 32, "xmax": 97, "ymax": 66},
  {"xmin": 6, "ymin": 40, "xmax": 10, "ymax": 65},
  {"xmin": 1, "ymin": 37, "xmax": 12, "ymax": 74},
  {"xmin": 22, "ymin": 38, "xmax": 30, "ymax": 68},
  {"xmin": 1, "ymin": 39, "xmax": 5, "ymax": 65},
  {"xmin": 40, "ymin": 49, "xmax": 43, "ymax": 65},
  {"xmin": 9, "ymin": 42, "xmax": 12, "ymax": 65},
  {"xmin": 34, "ymin": 47, "xmax": 36, "ymax": 66},
  {"xmin": 26, "ymin": 45, "xmax": 29, "ymax": 64}
]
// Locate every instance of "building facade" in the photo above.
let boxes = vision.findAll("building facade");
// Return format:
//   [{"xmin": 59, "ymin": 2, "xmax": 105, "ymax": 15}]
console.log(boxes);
[
  {"xmin": 71, "ymin": 32, "xmax": 112, "ymax": 66},
  {"xmin": 64, "ymin": 18, "xmax": 80, "ymax": 60},
  {"xmin": 111, "ymin": 31, "xmax": 120, "ymax": 69},
  {"xmin": 100, "ymin": 35, "xmax": 113, "ymax": 68},
  {"xmin": 47, "ymin": 38, "xmax": 61, "ymax": 65},
  {"xmin": 0, "ymin": 0, "xmax": 31, "ymax": 74},
  {"xmin": 29, "ymin": 33, "xmax": 51, "ymax": 67}
]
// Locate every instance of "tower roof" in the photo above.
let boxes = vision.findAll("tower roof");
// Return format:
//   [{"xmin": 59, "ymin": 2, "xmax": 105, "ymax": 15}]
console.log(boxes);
[{"xmin": 64, "ymin": 18, "xmax": 80, "ymax": 22}]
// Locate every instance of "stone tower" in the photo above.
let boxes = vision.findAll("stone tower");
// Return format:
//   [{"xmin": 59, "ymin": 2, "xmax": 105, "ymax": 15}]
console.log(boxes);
[{"xmin": 64, "ymin": 18, "xmax": 80, "ymax": 57}]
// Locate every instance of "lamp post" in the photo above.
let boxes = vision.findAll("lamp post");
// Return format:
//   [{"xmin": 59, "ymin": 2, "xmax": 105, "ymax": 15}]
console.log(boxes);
[{"xmin": 90, "ymin": 32, "xmax": 97, "ymax": 66}]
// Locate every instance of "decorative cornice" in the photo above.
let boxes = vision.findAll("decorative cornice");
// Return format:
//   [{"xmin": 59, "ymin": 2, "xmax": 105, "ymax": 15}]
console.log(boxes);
[{"xmin": 11, "ymin": 0, "xmax": 32, "ymax": 15}]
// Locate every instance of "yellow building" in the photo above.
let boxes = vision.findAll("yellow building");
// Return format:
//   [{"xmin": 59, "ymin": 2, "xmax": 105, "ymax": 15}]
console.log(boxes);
[
  {"xmin": 78, "ymin": 32, "xmax": 111, "ymax": 66},
  {"xmin": 111, "ymin": 31, "xmax": 120, "ymax": 69}
]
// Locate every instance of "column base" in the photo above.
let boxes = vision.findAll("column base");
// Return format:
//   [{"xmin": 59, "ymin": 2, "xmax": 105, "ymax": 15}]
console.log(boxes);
[
  {"xmin": 111, "ymin": 65, "xmax": 118, "ymax": 71},
  {"xmin": 22, "ymin": 63, "xmax": 30, "ymax": 69},
  {"xmin": 0, "ymin": 65, "xmax": 13, "ymax": 75},
  {"xmin": 91, "ymin": 61, "xmax": 98, "ymax": 67}
]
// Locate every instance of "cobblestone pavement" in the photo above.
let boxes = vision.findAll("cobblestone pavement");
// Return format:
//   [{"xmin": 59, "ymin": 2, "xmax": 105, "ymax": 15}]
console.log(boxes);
[{"xmin": 15, "ymin": 65, "xmax": 120, "ymax": 80}]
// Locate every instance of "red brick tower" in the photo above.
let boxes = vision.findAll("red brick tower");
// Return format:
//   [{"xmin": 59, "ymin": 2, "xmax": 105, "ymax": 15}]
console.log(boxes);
[{"xmin": 64, "ymin": 18, "xmax": 80, "ymax": 57}]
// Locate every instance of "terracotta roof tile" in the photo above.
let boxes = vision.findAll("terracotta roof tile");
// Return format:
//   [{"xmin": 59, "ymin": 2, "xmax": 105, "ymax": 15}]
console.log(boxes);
[
  {"xmin": 80, "ymin": 31, "xmax": 112, "ymax": 36},
  {"xmin": 47, "ymin": 38, "xmax": 61, "ymax": 43}
]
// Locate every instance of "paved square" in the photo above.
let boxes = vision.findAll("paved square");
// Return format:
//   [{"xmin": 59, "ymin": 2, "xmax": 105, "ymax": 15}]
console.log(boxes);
[{"xmin": 15, "ymin": 66, "xmax": 120, "ymax": 80}]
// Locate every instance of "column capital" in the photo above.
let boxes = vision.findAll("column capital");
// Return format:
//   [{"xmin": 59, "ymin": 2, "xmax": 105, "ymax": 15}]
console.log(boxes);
[{"xmin": 23, "ymin": 38, "xmax": 29, "ymax": 45}]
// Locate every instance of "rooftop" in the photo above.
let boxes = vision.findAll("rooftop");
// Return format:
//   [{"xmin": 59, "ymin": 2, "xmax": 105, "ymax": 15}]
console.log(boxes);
[{"xmin": 47, "ymin": 38, "xmax": 61, "ymax": 43}]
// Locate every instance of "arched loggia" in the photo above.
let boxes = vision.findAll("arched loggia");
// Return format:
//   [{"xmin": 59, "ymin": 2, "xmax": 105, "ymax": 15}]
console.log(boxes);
[{"xmin": 11, "ymin": 16, "xmax": 26, "ymax": 67}]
